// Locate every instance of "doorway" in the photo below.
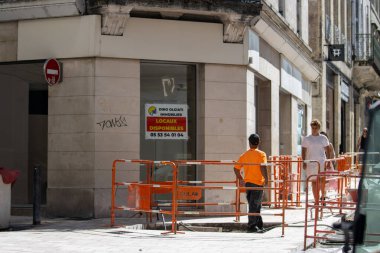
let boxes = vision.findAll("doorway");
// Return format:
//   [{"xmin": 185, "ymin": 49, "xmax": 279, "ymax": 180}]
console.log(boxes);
[
  {"xmin": 255, "ymin": 77, "xmax": 271, "ymax": 156},
  {"xmin": 0, "ymin": 62, "xmax": 48, "ymax": 207},
  {"xmin": 340, "ymin": 101, "xmax": 347, "ymax": 154},
  {"xmin": 279, "ymin": 91, "xmax": 291, "ymax": 155},
  {"xmin": 297, "ymin": 104, "xmax": 306, "ymax": 156}
]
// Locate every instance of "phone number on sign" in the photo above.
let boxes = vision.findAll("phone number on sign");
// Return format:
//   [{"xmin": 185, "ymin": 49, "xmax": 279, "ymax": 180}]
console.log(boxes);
[{"xmin": 149, "ymin": 132, "xmax": 185, "ymax": 138}]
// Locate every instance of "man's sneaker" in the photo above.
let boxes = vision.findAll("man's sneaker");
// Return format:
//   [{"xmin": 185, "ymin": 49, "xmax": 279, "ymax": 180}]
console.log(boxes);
[{"xmin": 247, "ymin": 226, "xmax": 265, "ymax": 233}]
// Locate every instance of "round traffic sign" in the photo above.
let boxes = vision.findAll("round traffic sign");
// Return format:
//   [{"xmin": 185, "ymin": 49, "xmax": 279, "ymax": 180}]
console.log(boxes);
[{"xmin": 44, "ymin": 59, "xmax": 61, "ymax": 85}]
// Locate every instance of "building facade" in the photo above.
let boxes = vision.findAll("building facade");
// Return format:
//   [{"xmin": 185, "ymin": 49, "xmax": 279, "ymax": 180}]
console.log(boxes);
[
  {"xmin": 352, "ymin": 0, "xmax": 380, "ymax": 143},
  {"xmin": 1, "ymin": 0, "xmax": 318, "ymax": 218},
  {"xmin": 309, "ymin": 0, "xmax": 355, "ymax": 155},
  {"xmin": 309, "ymin": 0, "xmax": 380, "ymax": 156}
]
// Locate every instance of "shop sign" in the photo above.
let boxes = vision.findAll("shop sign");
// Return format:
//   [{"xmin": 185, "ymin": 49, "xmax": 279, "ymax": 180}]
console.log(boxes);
[
  {"xmin": 328, "ymin": 44, "xmax": 345, "ymax": 61},
  {"xmin": 177, "ymin": 187, "xmax": 202, "ymax": 200},
  {"xmin": 145, "ymin": 104, "xmax": 188, "ymax": 140}
]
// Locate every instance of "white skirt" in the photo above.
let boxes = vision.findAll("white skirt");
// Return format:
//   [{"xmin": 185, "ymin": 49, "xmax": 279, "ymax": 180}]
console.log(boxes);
[{"xmin": 306, "ymin": 160, "xmax": 325, "ymax": 181}]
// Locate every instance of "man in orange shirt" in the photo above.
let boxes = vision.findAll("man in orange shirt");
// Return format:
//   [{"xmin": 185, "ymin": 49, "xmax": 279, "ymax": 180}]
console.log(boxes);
[{"xmin": 234, "ymin": 134, "xmax": 268, "ymax": 233}]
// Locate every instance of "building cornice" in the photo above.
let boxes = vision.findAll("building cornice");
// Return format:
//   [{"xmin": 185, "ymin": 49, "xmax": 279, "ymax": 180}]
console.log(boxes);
[
  {"xmin": 88, "ymin": 0, "xmax": 262, "ymax": 41},
  {"xmin": 0, "ymin": 0, "xmax": 85, "ymax": 21}
]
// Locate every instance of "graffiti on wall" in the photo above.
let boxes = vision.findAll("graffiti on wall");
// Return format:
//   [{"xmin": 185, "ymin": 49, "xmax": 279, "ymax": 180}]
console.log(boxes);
[{"xmin": 97, "ymin": 116, "xmax": 128, "ymax": 130}]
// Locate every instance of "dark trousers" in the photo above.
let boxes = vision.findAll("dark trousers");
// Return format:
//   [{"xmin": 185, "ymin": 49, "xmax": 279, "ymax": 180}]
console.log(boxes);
[{"xmin": 245, "ymin": 182, "xmax": 264, "ymax": 229}]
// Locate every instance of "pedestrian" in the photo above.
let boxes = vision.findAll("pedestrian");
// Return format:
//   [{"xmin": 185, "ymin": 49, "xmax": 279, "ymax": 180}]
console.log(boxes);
[
  {"xmin": 356, "ymin": 127, "xmax": 368, "ymax": 165},
  {"xmin": 234, "ymin": 134, "xmax": 268, "ymax": 233},
  {"xmin": 320, "ymin": 131, "xmax": 336, "ymax": 168},
  {"xmin": 320, "ymin": 131, "xmax": 336, "ymax": 198},
  {"xmin": 356, "ymin": 127, "xmax": 368, "ymax": 152},
  {"xmin": 301, "ymin": 120, "xmax": 331, "ymax": 204}
]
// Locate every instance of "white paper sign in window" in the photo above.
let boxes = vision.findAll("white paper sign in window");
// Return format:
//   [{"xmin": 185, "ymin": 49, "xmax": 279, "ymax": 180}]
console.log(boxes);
[{"xmin": 145, "ymin": 104, "xmax": 188, "ymax": 140}]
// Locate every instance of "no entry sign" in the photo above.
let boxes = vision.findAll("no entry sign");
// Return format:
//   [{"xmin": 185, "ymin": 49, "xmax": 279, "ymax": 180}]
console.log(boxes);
[{"xmin": 44, "ymin": 59, "xmax": 61, "ymax": 85}]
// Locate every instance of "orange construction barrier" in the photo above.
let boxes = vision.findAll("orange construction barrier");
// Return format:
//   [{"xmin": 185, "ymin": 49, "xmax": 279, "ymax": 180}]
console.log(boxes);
[
  {"xmin": 303, "ymin": 171, "xmax": 365, "ymax": 250},
  {"xmin": 111, "ymin": 159, "xmax": 181, "ymax": 234},
  {"xmin": 172, "ymin": 160, "xmax": 288, "ymax": 237},
  {"xmin": 271, "ymin": 156, "xmax": 302, "ymax": 208},
  {"xmin": 302, "ymin": 154, "xmax": 380, "ymax": 249},
  {"xmin": 110, "ymin": 159, "xmax": 295, "ymax": 236},
  {"xmin": 111, "ymin": 158, "xmax": 324, "ymax": 237}
]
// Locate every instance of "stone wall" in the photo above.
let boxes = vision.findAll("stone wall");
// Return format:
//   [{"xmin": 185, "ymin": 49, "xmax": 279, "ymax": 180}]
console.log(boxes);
[
  {"xmin": 47, "ymin": 58, "xmax": 140, "ymax": 218},
  {"xmin": 0, "ymin": 22, "xmax": 17, "ymax": 62},
  {"xmin": 202, "ymin": 64, "xmax": 249, "ymax": 212},
  {"xmin": 48, "ymin": 58, "xmax": 96, "ymax": 217}
]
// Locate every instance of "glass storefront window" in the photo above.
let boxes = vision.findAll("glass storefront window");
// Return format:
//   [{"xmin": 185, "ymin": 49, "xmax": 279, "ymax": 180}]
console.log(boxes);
[
  {"xmin": 140, "ymin": 62, "xmax": 196, "ymax": 185},
  {"xmin": 297, "ymin": 104, "xmax": 306, "ymax": 156}
]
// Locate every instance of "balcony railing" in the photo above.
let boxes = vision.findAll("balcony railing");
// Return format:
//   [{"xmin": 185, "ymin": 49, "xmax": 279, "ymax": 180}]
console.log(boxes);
[{"xmin": 354, "ymin": 34, "xmax": 380, "ymax": 74}]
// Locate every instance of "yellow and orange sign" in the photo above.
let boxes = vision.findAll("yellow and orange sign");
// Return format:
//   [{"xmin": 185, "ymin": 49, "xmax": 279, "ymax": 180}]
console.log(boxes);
[
  {"xmin": 145, "ymin": 104, "xmax": 188, "ymax": 139},
  {"xmin": 177, "ymin": 187, "xmax": 202, "ymax": 200}
]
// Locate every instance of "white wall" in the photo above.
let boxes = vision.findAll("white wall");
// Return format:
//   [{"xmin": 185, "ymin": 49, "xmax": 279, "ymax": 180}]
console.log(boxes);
[
  {"xmin": 18, "ymin": 15, "xmax": 246, "ymax": 65},
  {"xmin": 18, "ymin": 15, "xmax": 99, "ymax": 60}
]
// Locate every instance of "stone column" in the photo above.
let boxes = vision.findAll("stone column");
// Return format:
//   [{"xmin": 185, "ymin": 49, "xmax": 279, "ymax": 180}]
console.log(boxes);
[
  {"xmin": 202, "ymin": 64, "xmax": 248, "ymax": 212},
  {"xmin": 312, "ymin": 64, "xmax": 327, "ymax": 130},
  {"xmin": 93, "ymin": 58, "xmax": 140, "ymax": 218},
  {"xmin": 48, "ymin": 58, "xmax": 140, "ymax": 218},
  {"xmin": 48, "ymin": 58, "xmax": 96, "ymax": 217},
  {"xmin": 291, "ymin": 96, "xmax": 299, "ymax": 157}
]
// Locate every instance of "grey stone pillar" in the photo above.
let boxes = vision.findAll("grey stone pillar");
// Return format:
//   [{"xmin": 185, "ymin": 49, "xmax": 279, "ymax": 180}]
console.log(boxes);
[{"xmin": 47, "ymin": 58, "xmax": 140, "ymax": 218}]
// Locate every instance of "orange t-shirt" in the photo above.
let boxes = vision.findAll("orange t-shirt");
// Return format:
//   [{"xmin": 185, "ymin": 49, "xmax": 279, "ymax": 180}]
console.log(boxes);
[{"xmin": 234, "ymin": 148, "xmax": 267, "ymax": 185}]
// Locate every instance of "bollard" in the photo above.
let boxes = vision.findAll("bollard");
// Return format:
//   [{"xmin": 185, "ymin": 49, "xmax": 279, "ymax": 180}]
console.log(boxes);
[{"xmin": 33, "ymin": 165, "xmax": 41, "ymax": 225}]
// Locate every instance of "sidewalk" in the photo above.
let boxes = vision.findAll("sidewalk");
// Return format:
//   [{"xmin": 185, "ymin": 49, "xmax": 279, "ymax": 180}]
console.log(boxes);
[{"xmin": 0, "ymin": 207, "xmax": 342, "ymax": 253}]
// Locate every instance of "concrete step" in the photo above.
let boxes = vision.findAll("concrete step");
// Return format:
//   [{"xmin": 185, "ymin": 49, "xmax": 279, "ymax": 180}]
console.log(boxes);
[{"xmin": 11, "ymin": 205, "xmax": 47, "ymax": 217}]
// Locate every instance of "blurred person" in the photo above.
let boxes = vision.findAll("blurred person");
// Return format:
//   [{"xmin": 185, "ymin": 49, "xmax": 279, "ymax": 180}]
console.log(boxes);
[
  {"xmin": 356, "ymin": 127, "xmax": 369, "ymax": 166},
  {"xmin": 356, "ymin": 127, "xmax": 368, "ymax": 152},
  {"xmin": 234, "ymin": 134, "xmax": 268, "ymax": 233},
  {"xmin": 320, "ymin": 131, "xmax": 336, "ymax": 166},
  {"xmin": 302, "ymin": 120, "xmax": 331, "ymax": 204},
  {"xmin": 320, "ymin": 131, "xmax": 336, "ymax": 200}
]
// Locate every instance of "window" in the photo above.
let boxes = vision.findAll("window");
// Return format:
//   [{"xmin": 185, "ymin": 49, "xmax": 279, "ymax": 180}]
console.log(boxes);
[
  {"xmin": 279, "ymin": 0, "xmax": 285, "ymax": 16},
  {"xmin": 325, "ymin": 0, "xmax": 332, "ymax": 42},
  {"xmin": 140, "ymin": 62, "xmax": 197, "ymax": 183},
  {"xmin": 297, "ymin": 0, "xmax": 302, "ymax": 36}
]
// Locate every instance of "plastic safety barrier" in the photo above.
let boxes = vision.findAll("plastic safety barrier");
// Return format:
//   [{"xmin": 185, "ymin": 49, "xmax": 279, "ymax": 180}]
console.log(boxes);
[
  {"xmin": 301, "ymin": 153, "xmax": 375, "ymax": 251},
  {"xmin": 110, "ymin": 159, "xmax": 180, "ymax": 234},
  {"xmin": 110, "ymin": 159, "xmax": 302, "ymax": 236},
  {"xmin": 172, "ymin": 160, "xmax": 288, "ymax": 236},
  {"xmin": 270, "ymin": 156, "xmax": 302, "ymax": 208},
  {"xmin": 111, "ymin": 158, "xmax": 323, "ymax": 237}
]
